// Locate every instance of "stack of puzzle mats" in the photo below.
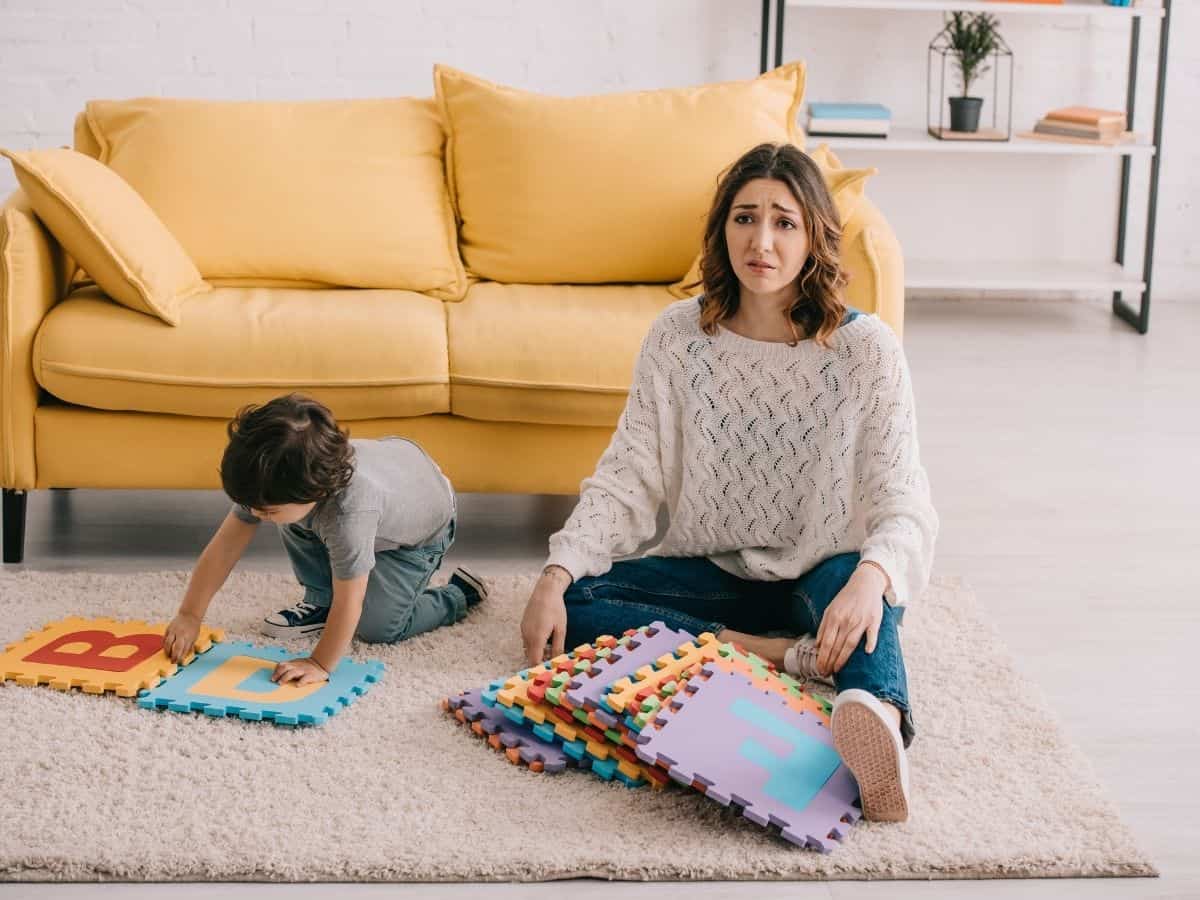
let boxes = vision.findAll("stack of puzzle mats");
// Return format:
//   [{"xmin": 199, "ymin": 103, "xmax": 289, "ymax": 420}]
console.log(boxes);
[{"xmin": 443, "ymin": 621, "xmax": 862, "ymax": 851}]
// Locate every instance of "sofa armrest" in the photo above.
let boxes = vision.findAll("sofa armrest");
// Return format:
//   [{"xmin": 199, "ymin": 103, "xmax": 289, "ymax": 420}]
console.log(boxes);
[
  {"xmin": 841, "ymin": 194, "xmax": 906, "ymax": 340},
  {"xmin": 1, "ymin": 189, "xmax": 69, "ymax": 488}
]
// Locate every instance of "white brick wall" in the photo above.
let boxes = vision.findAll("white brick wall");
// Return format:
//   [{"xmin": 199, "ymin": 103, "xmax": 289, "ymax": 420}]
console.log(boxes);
[{"xmin": 0, "ymin": 0, "xmax": 1194, "ymax": 301}]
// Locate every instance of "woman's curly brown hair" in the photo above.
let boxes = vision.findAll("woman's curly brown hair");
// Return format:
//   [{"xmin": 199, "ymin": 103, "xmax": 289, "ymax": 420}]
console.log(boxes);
[
  {"xmin": 220, "ymin": 393, "xmax": 354, "ymax": 510},
  {"xmin": 694, "ymin": 142, "xmax": 848, "ymax": 347}
]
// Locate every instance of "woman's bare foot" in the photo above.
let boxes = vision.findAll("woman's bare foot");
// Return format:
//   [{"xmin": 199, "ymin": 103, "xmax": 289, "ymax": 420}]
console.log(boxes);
[{"xmin": 715, "ymin": 628, "xmax": 793, "ymax": 668}]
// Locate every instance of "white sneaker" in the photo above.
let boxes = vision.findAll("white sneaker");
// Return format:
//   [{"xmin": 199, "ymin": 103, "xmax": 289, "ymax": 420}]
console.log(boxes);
[{"xmin": 831, "ymin": 688, "xmax": 910, "ymax": 822}]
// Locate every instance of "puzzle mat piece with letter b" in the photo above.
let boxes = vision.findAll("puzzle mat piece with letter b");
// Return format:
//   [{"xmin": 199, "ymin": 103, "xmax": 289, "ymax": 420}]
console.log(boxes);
[
  {"xmin": 0, "ymin": 616, "xmax": 224, "ymax": 697},
  {"xmin": 138, "ymin": 640, "xmax": 383, "ymax": 726},
  {"xmin": 635, "ymin": 661, "xmax": 861, "ymax": 853}
]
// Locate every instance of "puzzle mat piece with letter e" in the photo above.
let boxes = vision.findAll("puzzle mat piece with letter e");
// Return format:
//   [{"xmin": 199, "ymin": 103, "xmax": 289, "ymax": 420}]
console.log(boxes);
[
  {"xmin": 635, "ymin": 661, "xmax": 861, "ymax": 853},
  {"xmin": 443, "ymin": 685, "xmax": 587, "ymax": 775},
  {"xmin": 0, "ymin": 616, "xmax": 224, "ymax": 697},
  {"xmin": 491, "ymin": 622, "xmax": 833, "ymax": 788},
  {"xmin": 517, "ymin": 625, "xmax": 833, "ymax": 774},
  {"xmin": 138, "ymin": 641, "xmax": 383, "ymax": 726},
  {"xmin": 587, "ymin": 633, "xmax": 833, "ymax": 734},
  {"xmin": 616, "ymin": 649, "xmax": 833, "ymax": 737}
]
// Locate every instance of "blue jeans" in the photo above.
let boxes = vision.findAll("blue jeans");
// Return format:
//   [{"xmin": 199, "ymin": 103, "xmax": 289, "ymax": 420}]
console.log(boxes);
[
  {"xmin": 563, "ymin": 552, "xmax": 915, "ymax": 746},
  {"xmin": 279, "ymin": 517, "xmax": 467, "ymax": 644}
]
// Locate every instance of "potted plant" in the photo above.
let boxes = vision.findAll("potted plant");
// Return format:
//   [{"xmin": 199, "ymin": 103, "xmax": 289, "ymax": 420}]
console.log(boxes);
[{"xmin": 944, "ymin": 11, "xmax": 1001, "ymax": 133}]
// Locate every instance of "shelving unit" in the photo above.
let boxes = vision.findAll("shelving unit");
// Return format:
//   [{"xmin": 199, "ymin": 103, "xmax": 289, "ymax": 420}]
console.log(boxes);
[{"xmin": 760, "ymin": 0, "xmax": 1173, "ymax": 333}]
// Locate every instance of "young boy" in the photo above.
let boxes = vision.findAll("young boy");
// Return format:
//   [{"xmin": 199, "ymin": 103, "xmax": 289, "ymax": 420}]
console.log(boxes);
[{"xmin": 163, "ymin": 393, "xmax": 486, "ymax": 684}]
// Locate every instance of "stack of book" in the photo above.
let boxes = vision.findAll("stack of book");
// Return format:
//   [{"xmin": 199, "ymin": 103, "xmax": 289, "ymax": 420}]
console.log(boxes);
[
  {"xmin": 806, "ymin": 103, "xmax": 890, "ymax": 139},
  {"xmin": 1031, "ymin": 106, "xmax": 1128, "ymax": 144}
]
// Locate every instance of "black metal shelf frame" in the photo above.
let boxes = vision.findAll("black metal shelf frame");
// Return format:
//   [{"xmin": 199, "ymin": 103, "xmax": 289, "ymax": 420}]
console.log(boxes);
[{"xmin": 760, "ymin": 0, "xmax": 1173, "ymax": 334}]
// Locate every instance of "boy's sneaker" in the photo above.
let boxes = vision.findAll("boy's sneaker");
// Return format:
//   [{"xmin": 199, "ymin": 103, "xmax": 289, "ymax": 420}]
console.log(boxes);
[
  {"xmin": 831, "ymin": 689, "xmax": 910, "ymax": 823},
  {"xmin": 261, "ymin": 599, "xmax": 329, "ymax": 638},
  {"xmin": 783, "ymin": 636, "xmax": 834, "ymax": 686},
  {"xmin": 449, "ymin": 567, "xmax": 488, "ymax": 607}
]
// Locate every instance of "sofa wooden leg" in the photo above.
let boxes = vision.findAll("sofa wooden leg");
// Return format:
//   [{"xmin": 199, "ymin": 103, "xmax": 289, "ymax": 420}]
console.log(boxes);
[{"xmin": 3, "ymin": 489, "xmax": 28, "ymax": 564}]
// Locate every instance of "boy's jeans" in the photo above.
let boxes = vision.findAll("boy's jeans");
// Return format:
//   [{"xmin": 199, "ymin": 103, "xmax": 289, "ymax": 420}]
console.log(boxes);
[
  {"xmin": 563, "ymin": 552, "xmax": 915, "ymax": 746},
  {"xmin": 280, "ymin": 517, "xmax": 467, "ymax": 644}
]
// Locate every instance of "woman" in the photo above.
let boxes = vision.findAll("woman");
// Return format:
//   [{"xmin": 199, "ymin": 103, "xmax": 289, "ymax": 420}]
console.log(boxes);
[{"xmin": 519, "ymin": 142, "xmax": 937, "ymax": 822}]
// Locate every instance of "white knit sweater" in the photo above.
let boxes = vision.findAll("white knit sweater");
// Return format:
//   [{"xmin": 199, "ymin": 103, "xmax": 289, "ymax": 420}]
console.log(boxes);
[{"xmin": 545, "ymin": 298, "xmax": 938, "ymax": 607}]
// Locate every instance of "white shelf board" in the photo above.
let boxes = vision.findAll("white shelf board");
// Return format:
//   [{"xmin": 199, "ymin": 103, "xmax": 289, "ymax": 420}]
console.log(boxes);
[
  {"xmin": 905, "ymin": 259, "xmax": 1145, "ymax": 292},
  {"xmin": 805, "ymin": 126, "xmax": 1156, "ymax": 156},
  {"xmin": 787, "ymin": 0, "xmax": 1164, "ymax": 17}
]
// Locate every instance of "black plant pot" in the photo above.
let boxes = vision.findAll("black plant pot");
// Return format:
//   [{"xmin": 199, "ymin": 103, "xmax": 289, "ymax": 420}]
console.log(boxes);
[{"xmin": 948, "ymin": 96, "xmax": 984, "ymax": 133}]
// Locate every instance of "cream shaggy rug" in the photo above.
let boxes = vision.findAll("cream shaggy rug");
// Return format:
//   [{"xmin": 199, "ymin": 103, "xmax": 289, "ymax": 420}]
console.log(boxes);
[{"xmin": 0, "ymin": 569, "xmax": 1156, "ymax": 882}]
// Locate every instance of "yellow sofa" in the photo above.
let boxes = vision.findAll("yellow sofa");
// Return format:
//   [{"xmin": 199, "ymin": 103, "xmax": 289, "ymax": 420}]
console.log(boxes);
[{"xmin": 0, "ymin": 63, "xmax": 904, "ymax": 563}]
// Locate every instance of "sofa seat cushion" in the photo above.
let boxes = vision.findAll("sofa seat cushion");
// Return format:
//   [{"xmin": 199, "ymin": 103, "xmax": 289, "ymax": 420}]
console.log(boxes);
[
  {"xmin": 34, "ymin": 286, "xmax": 449, "ymax": 419},
  {"xmin": 447, "ymin": 283, "xmax": 675, "ymax": 427}
]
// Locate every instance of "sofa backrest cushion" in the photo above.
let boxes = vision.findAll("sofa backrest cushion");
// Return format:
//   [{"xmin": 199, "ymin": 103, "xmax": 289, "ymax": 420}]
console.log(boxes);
[
  {"xmin": 78, "ymin": 97, "xmax": 467, "ymax": 300},
  {"xmin": 2, "ymin": 147, "xmax": 209, "ymax": 325},
  {"xmin": 435, "ymin": 63, "xmax": 806, "ymax": 286}
]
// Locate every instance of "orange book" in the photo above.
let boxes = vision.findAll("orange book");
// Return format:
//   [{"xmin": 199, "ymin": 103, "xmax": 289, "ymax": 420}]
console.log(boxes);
[{"xmin": 1045, "ymin": 106, "xmax": 1127, "ymax": 127}]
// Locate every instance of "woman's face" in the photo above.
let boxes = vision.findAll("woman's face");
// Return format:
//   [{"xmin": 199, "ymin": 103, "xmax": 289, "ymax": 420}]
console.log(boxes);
[{"xmin": 724, "ymin": 177, "xmax": 810, "ymax": 306}]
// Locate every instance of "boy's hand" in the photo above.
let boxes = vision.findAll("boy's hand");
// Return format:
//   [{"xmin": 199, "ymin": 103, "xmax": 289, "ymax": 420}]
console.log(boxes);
[
  {"xmin": 271, "ymin": 657, "xmax": 330, "ymax": 686},
  {"xmin": 163, "ymin": 612, "xmax": 202, "ymax": 664}
]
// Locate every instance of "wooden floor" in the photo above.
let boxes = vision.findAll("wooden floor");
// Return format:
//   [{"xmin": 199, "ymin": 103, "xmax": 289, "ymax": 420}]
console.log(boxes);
[{"xmin": 4, "ymin": 297, "xmax": 1197, "ymax": 900}]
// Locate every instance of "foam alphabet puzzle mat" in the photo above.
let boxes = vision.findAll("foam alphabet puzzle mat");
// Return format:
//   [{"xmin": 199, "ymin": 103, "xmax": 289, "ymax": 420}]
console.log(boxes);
[
  {"xmin": 137, "ymin": 641, "xmax": 383, "ymax": 726},
  {"xmin": 443, "ymin": 684, "xmax": 585, "ymax": 774},
  {"xmin": 635, "ymin": 661, "xmax": 861, "ymax": 852},
  {"xmin": 0, "ymin": 616, "xmax": 224, "ymax": 697}
]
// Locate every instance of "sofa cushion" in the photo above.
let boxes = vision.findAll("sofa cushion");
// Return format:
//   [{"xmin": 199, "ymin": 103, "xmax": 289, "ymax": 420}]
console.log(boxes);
[
  {"xmin": 34, "ymin": 286, "xmax": 449, "ymax": 419},
  {"xmin": 447, "ymin": 283, "xmax": 675, "ymax": 427},
  {"xmin": 79, "ymin": 98, "xmax": 467, "ymax": 299},
  {"xmin": 435, "ymin": 63, "xmax": 806, "ymax": 285},
  {"xmin": 1, "ymin": 147, "xmax": 208, "ymax": 326}
]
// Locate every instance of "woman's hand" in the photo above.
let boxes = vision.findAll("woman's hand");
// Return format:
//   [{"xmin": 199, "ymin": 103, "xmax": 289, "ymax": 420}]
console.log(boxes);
[
  {"xmin": 520, "ymin": 566, "xmax": 571, "ymax": 667},
  {"xmin": 815, "ymin": 563, "xmax": 889, "ymax": 675},
  {"xmin": 271, "ymin": 657, "xmax": 330, "ymax": 686},
  {"xmin": 163, "ymin": 612, "xmax": 202, "ymax": 664}
]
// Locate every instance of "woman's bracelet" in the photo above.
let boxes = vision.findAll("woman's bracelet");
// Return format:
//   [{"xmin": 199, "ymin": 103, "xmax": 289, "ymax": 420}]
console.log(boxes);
[
  {"xmin": 541, "ymin": 564, "xmax": 573, "ymax": 587},
  {"xmin": 857, "ymin": 559, "xmax": 891, "ymax": 591}
]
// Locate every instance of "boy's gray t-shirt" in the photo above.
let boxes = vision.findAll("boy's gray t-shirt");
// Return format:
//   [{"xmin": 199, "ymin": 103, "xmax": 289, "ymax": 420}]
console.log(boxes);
[{"xmin": 232, "ymin": 437, "xmax": 454, "ymax": 581}]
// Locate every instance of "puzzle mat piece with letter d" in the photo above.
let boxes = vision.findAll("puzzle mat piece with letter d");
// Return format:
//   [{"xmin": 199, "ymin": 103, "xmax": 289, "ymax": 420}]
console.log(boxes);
[
  {"xmin": 635, "ymin": 661, "xmax": 861, "ymax": 853},
  {"xmin": 138, "ymin": 641, "xmax": 383, "ymax": 726},
  {"xmin": 0, "ymin": 616, "xmax": 224, "ymax": 697}
]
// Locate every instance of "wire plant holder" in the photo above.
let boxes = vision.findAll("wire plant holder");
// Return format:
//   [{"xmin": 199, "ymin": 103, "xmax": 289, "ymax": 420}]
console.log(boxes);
[{"xmin": 927, "ymin": 17, "xmax": 1013, "ymax": 141}]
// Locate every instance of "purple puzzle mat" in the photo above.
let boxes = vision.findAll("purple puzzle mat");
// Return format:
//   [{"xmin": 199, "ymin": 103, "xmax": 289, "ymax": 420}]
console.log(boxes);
[
  {"xmin": 635, "ymin": 662, "xmax": 861, "ymax": 852},
  {"xmin": 445, "ymin": 687, "xmax": 584, "ymax": 774},
  {"xmin": 564, "ymin": 621, "xmax": 696, "ymax": 727}
]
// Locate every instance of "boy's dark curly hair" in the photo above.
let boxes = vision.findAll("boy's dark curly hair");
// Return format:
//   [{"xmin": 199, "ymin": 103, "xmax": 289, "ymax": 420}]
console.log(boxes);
[{"xmin": 220, "ymin": 393, "xmax": 354, "ymax": 510}]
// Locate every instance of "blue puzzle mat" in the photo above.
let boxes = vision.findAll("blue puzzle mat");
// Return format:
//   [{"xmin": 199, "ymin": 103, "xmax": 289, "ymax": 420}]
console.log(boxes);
[{"xmin": 137, "ymin": 640, "xmax": 384, "ymax": 726}]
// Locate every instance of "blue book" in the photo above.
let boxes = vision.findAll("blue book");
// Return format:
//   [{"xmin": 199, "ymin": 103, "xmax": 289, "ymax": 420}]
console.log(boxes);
[{"xmin": 808, "ymin": 102, "xmax": 891, "ymax": 121}]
